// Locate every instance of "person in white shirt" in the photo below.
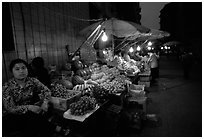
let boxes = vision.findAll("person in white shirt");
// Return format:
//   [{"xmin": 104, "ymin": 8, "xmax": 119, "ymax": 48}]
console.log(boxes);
[{"xmin": 148, "ymin": 51, "xmax": 159, "ymax": 83}]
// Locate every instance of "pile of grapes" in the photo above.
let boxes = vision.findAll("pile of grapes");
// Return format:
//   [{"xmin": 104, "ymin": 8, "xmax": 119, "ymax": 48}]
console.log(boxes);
[
  {"xmin": 100, "ymin": 76, "xmax": 127, "ymax": 94},
  {"xmin": 69, "ymin": 96, "xmax": 97, "ymax": 116},
  {"xmin": 50, "ymin": 83, "xmax": 79, "ymax": 99},
  {"xmin": 92, "ymin": 85, "xmax": 108, "ymax": 103}
]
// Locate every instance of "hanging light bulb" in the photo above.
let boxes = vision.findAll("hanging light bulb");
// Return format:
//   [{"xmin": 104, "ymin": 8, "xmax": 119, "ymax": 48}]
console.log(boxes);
[
  {"xmin": 136, "ymin": 46, "xmax": 141, "ymax": 51},
  {"xmin": 161, "ymin": 47, "xmax": 164, "ymax": 50},
  {"xmin": 103, "ymin": 50, "xmax": 106, "ymax": 54},
  {"xmin": 101, "ymin": 31, "xmax": 108, "ymax": 42},
  {"xmin": 147, "ymin": 41, "xmax": 152, "ymax": 46},
  {"xmin": 147, "ymin": 46, "xmax": 151, "ymax": 50},
  {"xmin": 129, "ymin": 47, "xmax": 134, "ymax": 53}
]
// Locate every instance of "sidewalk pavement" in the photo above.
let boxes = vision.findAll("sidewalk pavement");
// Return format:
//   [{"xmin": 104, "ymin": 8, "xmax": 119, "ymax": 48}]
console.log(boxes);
[{"xmin": 138, "ymin": 56, "xmax": 202, "ymax": 137}]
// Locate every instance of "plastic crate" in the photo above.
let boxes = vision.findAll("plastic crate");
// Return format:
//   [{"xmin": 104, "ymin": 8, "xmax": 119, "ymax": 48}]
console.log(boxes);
[
  {"xmin": 138, "ymin": 81, "xmax": 150, "ymax": 88},
  {"xmin": 127, "ymin": 97, "xmax": 147, "ymax": 113},
  {"xmin": 128, "ymin": 84, "xmax": 145, "ymax": 98},
  {"xmin": 139, "ymin": 76, "xmax": 151, "ymax": 82}
]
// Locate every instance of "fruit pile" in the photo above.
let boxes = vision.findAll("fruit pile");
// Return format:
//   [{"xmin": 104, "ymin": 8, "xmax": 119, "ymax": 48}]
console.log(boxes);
[
  {"xmin": 100, "ymin": 75, "xmax": 128, "ymax": 94},
  {"xmin": 92, "ymin": 85, "xmax": 108, "ymax": 103},
  {"xmin": 69, "ymin": 96, "xmax": 97, "ymax": 116},
  {"xmin": 81, "ymin": 88, "xmax": 93, "ymax": 98},
  {"xmin": 50, "ymin": 83, "xmax": 80, "ymax": 99}
]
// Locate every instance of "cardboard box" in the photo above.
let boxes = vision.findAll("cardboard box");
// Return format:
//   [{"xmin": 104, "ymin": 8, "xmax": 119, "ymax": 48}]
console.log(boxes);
[{"xmin": 51, "ymin": 90, "xmax": 81, "ymax": 111}]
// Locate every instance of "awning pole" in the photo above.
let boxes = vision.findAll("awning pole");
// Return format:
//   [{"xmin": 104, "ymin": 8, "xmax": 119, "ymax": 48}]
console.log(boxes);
[{"xmin": 71, "ymin": 20, "xmax": 105, "ymax": 59}]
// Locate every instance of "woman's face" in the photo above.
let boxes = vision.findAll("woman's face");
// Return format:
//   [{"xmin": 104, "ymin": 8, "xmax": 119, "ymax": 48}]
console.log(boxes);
[{"xmin": 12, "ymin": 63, "xmax": 28, "ymax": 80}]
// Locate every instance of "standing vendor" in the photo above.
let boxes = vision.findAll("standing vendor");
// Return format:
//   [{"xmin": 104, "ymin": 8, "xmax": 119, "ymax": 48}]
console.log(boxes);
[{"xmin": 147, "ymin": 51, "xmax": 159, "ymax": 84}]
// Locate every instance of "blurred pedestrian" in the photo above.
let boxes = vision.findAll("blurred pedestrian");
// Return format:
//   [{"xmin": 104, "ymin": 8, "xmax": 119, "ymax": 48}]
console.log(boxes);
[
  {"xmin": 29, "ymin": 57, "xmax": 51, "ymax": 88},
  {"xmin": 148, "ymin": 51, "xmax": 159, "ymax": 84},
  {"xmin": 181, "ymin": 51, "xmax": 194, "ymax": 79}
]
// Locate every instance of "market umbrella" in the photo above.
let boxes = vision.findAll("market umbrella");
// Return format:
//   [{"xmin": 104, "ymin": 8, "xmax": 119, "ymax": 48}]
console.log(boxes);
[
  {"xmin": 163, "ymin": 41, "xmax": 182, "ymax": 46},
  {"xmin": 78, "ymin": 18, "xmax": 151, "ymax": 38},
  {"xmin": 127, "ymin": 29, "xmax": 170, "ymax": 41},
  {"xmin": 114, "ymin": 29, "xmax": 170, "ymax": 51}
]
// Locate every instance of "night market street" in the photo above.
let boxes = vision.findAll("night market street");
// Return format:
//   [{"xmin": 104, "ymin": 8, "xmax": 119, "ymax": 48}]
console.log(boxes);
[
  {"xmin": 2, "ymin": 2, "xmax": 202, "ymax": 137},
  {"xmin": 138, "ymin": 55, "xmax": 202, "ymax": 137},
  {"xmin": 76, "ymin": 55, "xmax": 202, "ymax": 137}
]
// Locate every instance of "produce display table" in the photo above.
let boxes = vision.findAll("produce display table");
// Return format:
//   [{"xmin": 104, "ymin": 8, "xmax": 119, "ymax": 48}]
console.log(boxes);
[
  {"xmin": 48, "ymin": 100, "xmax": 122, "ymax": 137},
  {"xmin": 47, "ymin": 61, "xmax": 151, "ymax": 136}
]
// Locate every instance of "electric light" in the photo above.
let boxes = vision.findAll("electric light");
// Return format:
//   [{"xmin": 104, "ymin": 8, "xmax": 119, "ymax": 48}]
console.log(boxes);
[
  {"xmin": 147, "ymin": 46, "xmax": 151, "ymax": 50},
  {"xmin": 136, "ymin": 46, "xmax": 141, "ymax": 51},
  {"xmin": 129, "ymin": 47, "xmax": 134, "ymax": 53},
  {"xmin": 147, "ymin": 41, "xmax": 152, "ymax": 46},
  {"xmin": 101, "ymin": 32, "xmax": 108, "ymax": 42}
]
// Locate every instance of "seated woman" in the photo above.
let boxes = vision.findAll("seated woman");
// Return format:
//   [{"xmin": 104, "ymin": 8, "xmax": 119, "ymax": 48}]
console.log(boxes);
[{"xmin": 2, "ymin": 59, "xmax": 54, "ymax": 137}]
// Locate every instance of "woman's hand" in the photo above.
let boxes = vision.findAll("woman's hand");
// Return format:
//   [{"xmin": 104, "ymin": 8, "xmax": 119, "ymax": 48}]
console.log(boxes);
[{"xmin": 28, "ymin": 105, "xmax": 42, "ymax": 114}]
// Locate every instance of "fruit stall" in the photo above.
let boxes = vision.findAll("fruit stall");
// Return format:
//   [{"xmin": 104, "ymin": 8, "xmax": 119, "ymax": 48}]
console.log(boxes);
[
  {"xmin": 46, "ymin": 18, "xmax": 156, "ymax": 136},
  {"xmin": 47, "ymin": 52, "xmax": 151, "ymax": 135}
]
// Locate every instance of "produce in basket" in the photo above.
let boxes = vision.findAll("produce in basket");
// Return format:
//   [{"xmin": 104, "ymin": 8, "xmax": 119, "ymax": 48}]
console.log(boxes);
[
  {"xmin": 69, "ymin": 96, "xmax": 97, "ymax": 116},
  {"xmin": 50, "ymin": 83, "xmax": 80, "ymax": 99},
  {"xmin": 92, "ymin": 85, "xmax": 108, "ymax": 103}
]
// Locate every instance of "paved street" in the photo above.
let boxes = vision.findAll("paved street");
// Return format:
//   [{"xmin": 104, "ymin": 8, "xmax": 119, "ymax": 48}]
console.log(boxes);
[{"xmin": 138, "ymin": 55, "xmax": 202, "ymax": 137}]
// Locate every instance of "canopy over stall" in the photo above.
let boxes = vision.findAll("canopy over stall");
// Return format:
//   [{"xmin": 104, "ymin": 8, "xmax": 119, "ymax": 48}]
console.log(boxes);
[
  {"xmin": 72, "ymin": 18, "xmax": 151, "ymax": 63},
  {"xmin": 72, "ymin": 17, "xmax": 170, "ymax": 64},
  {"xmin": 115, "ymin": 28, "xmax": 170, "ymax": 52}
]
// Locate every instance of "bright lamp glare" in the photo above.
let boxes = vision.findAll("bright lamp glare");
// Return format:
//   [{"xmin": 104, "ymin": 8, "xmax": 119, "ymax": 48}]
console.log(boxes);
[
  {"xmin": 148, "ymin": 42, "xmax": 152, "ymax": 46},
  {"xmin": 102, "ymin": 32, "xmax": 108, "ymax": 42},
  {"xmin": 136, "ymin": 46, "xmax": 141, "ymax": 51},
  {"xmin": 129, "ymin": 47, "xmax": 134, "ymax": 53},
  {"xmin": 164, "ymin": 46, "xmax": 168, "ymax": 49},
  {"xmin": 168, "ymin": 47, "xmax": 170, "ymax": 49},
  {"xmin": 161, "ymin": 47, "xmax": 163, "ymax": 50},
  {"xmin": 103, "ymin": 50, "xmax": 106, "ymax": 54},
  {"xmin": 147, "ymin": 46, "xmax": 151, "ymax": 50}
]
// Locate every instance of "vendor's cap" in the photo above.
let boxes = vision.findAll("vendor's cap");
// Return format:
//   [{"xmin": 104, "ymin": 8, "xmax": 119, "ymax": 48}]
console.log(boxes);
[{"xmin": 9, "ymin": 58, "xmax": 28, "ymax": 72}]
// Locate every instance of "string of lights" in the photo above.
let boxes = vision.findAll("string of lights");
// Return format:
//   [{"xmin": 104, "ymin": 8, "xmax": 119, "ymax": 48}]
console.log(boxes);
[{"xmin": 30, "ymin": 3, "xmax": 104, "ymax": 22}]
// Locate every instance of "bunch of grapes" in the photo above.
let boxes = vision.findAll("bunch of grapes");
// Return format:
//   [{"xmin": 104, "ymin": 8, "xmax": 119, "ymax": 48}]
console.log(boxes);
[
  {"xmin": 92, "ymin": 85, "xmax": 108, "ymax": 103},
  {"xmin": 69, "ymin": 96, "xmax": 97, "ymax": 116},
  {"xmin": 51, "ymin": 83, "xmax": 79, "ymax": 99}
]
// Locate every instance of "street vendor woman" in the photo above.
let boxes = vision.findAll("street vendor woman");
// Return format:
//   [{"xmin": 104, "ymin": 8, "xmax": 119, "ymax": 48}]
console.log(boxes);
[{"xmin": 2, "ymin": 58, "xmax": 55, "ymax": 136}]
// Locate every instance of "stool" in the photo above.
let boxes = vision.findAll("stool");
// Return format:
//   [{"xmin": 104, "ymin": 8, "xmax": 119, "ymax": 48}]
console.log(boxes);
[{"xmin": 127, "ymin": 97, "xmax": 147, "ymax": 113}]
